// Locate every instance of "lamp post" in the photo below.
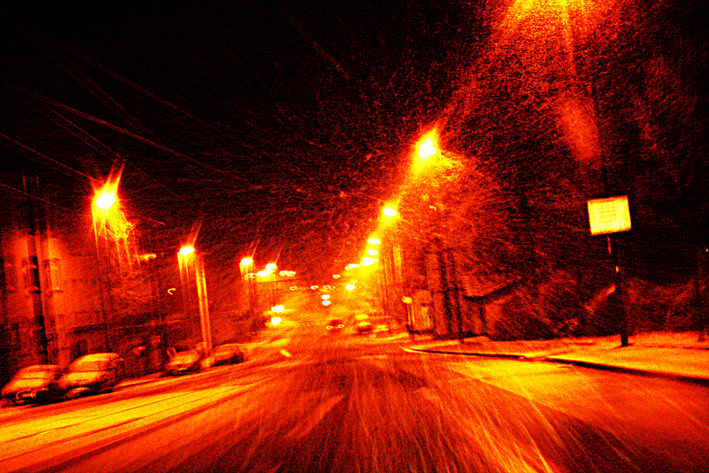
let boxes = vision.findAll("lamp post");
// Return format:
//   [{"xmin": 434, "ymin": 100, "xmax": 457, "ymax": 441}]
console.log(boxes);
[
  {"xmin": 412, "ymin": 133, "xmax": 463, "ymax": 340},
  {"xmin": 179, "ymin": 246, "xmax": 212, "ymax": 354},
  {"xmin": 381, "ymin": 207, "xmax": 409, "ymax": 327},
  {"xmin": 92, "ymin": 184, "xmax": 118, "ymax": 351},
  {"xmin": 516, "ymin": 0, "xmax": 630, "ymax": 346},
  {"xmin": 240, "ymin": 257, "xmax": 258, "ymax": 331}
]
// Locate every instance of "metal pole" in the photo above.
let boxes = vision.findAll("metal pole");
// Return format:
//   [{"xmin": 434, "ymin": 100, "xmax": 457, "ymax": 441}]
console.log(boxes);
[
  {"xmin": 23, "ymin": 174, "xmax": 48, "ymax": 363},
  {"xmin": 195, "ymin": 258, "xmax": 212, "ymax": 353}
]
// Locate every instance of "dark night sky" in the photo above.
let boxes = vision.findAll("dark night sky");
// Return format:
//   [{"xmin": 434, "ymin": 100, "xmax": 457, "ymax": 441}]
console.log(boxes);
[
  {"xmin": 1, "ymin": 1, "xmax": 706, "ymax": 282},
  {"xmin": 1, "ymin": 1, "xmax": 486, "ymax": 279}
]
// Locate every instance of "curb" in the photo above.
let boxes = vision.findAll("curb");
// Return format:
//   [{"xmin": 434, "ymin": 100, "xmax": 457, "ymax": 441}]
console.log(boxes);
[
  {"xmin": 404, "ymin": 346, "xmax": 709, "ymax": 387},
  {"xmin": 403, "ymin": 346, "xmax": 529, "ymax": 360},
  {"xmin": 543, "ymin": 357, "xmax": 709, "ymax": 388}
]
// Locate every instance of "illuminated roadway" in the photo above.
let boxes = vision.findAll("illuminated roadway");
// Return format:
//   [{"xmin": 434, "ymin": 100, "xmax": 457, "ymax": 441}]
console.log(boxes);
[{"xmin": 1, "ymin": 317, "xmax": 708, "ymax": 473}]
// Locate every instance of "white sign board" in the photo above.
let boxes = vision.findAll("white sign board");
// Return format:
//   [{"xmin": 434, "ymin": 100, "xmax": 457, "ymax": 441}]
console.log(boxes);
[{"xmin": 587, "ymin": 196, "xmax": 631, "ymax": 236}]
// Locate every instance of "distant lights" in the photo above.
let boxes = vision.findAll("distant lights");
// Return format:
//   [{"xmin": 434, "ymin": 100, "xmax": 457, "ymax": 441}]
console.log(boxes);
[
  {"xmin": 366, "ymin": 249, "xmax": 378, "ymax": 256},
  {"xmin": 368, "ymin": 238, "xmax": 381, "ymax": 245},
  {"xmin": 332, "ymin": 274, "xmax": 341, "ymax": 279},
  {"xmin": 270, "ymin": 316, "xmax": 282, "ymax": 325},
  {"xmin": 322, "ymin": 300, "xmax": 331, "ymax": 306},
  {"xmin": 382, "ymin": 207, "xmax": 398, "ymax": 217},
  {"xmin": 240, "ymin": 257, "xmax": 254, "ymax": 266},
  {"xmin": 346, "ymin": 283, "xmax": 356, "ymax": 291},
  {"xmin": 321, "ymin": 294, "xmax": 331, "ymax": 300},
  {"xmin": 272, "ymin": 305, "xmax": 284, "ymax": 313},
  {"xmin": 361, "ymin": 256, "xmax": 378, "ymax": 266}
]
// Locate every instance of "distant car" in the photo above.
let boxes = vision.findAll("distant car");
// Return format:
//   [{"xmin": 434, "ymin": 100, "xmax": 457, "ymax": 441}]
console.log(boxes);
[
  {"xmin": 354, "ymin": 314, "xmax": 373, "ymax": 335},
  {"xmin": 210, "ymin": 344, "xmax": 245, "ymax": 367},
  {"xmin": 1, "ymin": 365, "xmax": 65, "ymax": 405},
  {"xmin": 165, "ymin": 350, "xmax": 202, "ymax": 376},
  {"xmin": 326, "ymin": 319, "xmax": 345, "ymax": 332},
  {"xmin": 356, "ymin": 320, "xmax": 373, "ymax": 335},
  {"xmin": 58, "ymin": 353, "xmax": 125, "ymax": 398}
]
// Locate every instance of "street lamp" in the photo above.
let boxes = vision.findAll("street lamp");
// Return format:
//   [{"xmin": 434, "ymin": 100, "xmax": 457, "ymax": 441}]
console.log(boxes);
[
  {"xmin": 178, "ymin": 246, "xmax": 212, "ymax": 354},
  {"xmin": 240, "ymin": 257, "xmax": 258, "ymax": 329},
  {"xmin": 92, "ymin": 182, "xmax": 119, "ymax": 351},
  {"xmin": 418, "ymin": 137, "xmax": 438, "ymax": 159}
]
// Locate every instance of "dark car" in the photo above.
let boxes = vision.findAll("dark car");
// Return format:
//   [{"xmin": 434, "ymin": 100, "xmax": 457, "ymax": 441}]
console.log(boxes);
[
  {"xmin": 165, "ymin": 349, "xmax": 202, "ymax": 376},
  {"xmin": 1, "ymin": 365, "xmax": 65, "ymax": 405},
  {"xmin": 209, "ymin": 344, "xmax": 245, "ymax": 367},
  {"xmin": 58, "ymin": 353, "xmax": 125, "ymax": 398},
  {"xmin": 326, "ymin": 319, "xmax": 345, "ymax": 332},
  {"xmin": 356, "ymin": 320, "xmax": 373, "ymax": 335}
]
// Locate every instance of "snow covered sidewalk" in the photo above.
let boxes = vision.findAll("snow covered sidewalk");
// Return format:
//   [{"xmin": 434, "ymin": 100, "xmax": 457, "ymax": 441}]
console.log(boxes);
[{"xmin": 407, "ymin": 331, "xmax": 709, "ymax": 385}]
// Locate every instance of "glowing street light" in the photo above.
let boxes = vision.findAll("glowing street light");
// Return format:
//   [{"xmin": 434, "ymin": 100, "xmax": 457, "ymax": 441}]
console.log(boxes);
[
  {"xmin": 179, "ymin": 246, "xmax": 195, "ymax": 257},
  {"xmin": 383, "ymin": 207, "xmax": 398, "ymax": 217},
  {"xmin": 418, "ymin": 138, "xmax": 438, "ymax": 159},
  {"xmin": 367, "ymin": 249, "xmax": 379, "ymax": 256},
  {"xmin": 240, "ymin": 257, "xmax": 254, "ymax": 267},
  {"xmin": 361, "ymin": 256, "xmax": 378, "ymax": 266},
  {"xmin": 368, "ymin": 238, "xmax": 381, "ymax": 245},
  {"xmin": 94, "ymin": 189, "xmax": 117, "ymax": 210}
]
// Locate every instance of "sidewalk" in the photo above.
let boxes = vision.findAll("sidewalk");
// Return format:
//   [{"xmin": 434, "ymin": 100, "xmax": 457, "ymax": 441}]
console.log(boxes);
[{"xmin": 407, "ymin": 331, "xmax": 709, "ymax": 386}]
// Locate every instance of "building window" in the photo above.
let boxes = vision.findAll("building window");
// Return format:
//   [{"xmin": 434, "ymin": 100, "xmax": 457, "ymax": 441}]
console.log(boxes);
[
  {"xmin": 42, "ymin": 258, "xmax": 64, "ymax": 295},
  {"xmin": 3, "ymin": 260, "xmax": 17, "ymax": 293}
]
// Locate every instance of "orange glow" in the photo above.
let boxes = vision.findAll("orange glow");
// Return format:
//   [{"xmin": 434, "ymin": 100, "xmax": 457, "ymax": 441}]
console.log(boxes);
[
  {"xmin": 416, "ymin": 130, "xmax": 439, "ymax": 159},
  {"xmin": 557, "ymin": 96, "xmax": 599, "ymax": 164},
  {"xmin": 499, "ymin": 0, "xmax": 604, "ymax": 38},
  {"xmin": 94, "ymin": 189, "xmax": 116, "ymax": 210},
  {"xmin": 179, "ymin": 246, "xmax": 195, "ymax": 257},
  {"xmin": 383, "ymin": 208, "xmax": 398, "ymax": 217},
  {"xmin": 418, "ymin": 138, "xmax": 437, "ymax": 159}
]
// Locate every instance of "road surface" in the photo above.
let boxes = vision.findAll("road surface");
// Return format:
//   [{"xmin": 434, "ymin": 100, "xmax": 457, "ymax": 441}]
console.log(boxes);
[{"xmin": 1, "ymin": 320, "xmax": 708, "ymax": 472}]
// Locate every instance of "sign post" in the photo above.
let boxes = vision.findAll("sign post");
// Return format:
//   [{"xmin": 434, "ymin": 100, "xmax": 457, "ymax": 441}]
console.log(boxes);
[{"xmin": 587, "ymin": 195, "xmax": 632, "ymax": 346}]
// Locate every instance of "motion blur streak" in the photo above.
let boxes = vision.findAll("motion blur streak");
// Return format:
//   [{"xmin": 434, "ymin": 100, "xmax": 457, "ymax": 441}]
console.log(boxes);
[{"xmin": 2, "ymin": 326, "xmax": 707, "ymax": 473}]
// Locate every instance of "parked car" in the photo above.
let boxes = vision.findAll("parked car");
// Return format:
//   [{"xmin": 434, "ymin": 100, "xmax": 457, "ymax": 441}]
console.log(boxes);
[
  {"xmin": 209, "ymin": 344, "xmax": 245, "ymax": 367},
  {"xmin": 58, "ymin": 353, "xmax": 125, "ymax": 398},
  {"xmin": 1, "ymin": 365, "xmax": 65, "ymax": 405},
  {"xmin": 165, "ymin": 349, "xmax": 202, "ymax": 376}
]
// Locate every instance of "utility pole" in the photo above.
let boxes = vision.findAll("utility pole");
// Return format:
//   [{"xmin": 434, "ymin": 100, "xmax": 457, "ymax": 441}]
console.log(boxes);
[{"xmin": 23, "ymin": 173, "xmax": 48, "ymax": 363}]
